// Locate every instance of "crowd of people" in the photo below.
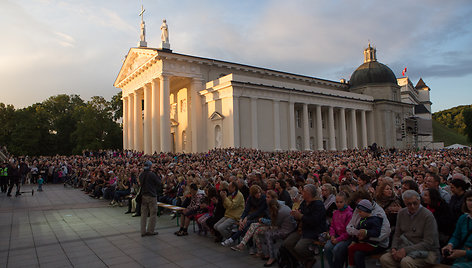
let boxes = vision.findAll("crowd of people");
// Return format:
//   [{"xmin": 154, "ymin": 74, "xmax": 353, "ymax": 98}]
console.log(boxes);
[{"xmin": 1, "ymin": 146, "xmax": 472, "ymax": 268}]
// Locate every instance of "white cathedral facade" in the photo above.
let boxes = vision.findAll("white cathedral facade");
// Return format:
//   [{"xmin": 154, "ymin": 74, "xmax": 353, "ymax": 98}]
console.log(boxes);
[{"xmin": 114, "ymin": 19, "xmax": 433, "ymax": 154}]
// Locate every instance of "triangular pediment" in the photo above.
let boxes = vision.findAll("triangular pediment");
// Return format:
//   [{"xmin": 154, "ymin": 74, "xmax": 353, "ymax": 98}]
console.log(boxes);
[
  {"xmin": 114, "ymin": 48, "xmax": 158, "ymax": 87},
  {"xmin": 210, "ymin": 112, "xmax": 224, "ymax": 121}
]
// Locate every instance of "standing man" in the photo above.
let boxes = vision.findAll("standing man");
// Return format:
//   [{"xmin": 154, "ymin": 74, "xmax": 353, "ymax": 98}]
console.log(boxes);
[
  {"xmin": 0, "ymin": 162, "xmax": 8, "ymax": 193},
  {"xmin": 139, "ymin": 160, "xmax": 160, "ymax": 237},
  {"xmin": 7, "ymin": 159, "xmax": 20, "ymax": 197}
]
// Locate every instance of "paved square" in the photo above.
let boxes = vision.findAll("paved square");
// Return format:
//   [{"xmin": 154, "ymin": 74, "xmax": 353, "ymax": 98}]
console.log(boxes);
[{"xmin": 0, "ymin": 185, "xmax": 377, "ymax": 268}]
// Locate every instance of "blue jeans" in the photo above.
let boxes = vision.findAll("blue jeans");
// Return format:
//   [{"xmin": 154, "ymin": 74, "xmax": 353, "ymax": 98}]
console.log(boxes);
[{"xmin": 324, "ymin": 239, "xmax": 351, "ymax": 268}]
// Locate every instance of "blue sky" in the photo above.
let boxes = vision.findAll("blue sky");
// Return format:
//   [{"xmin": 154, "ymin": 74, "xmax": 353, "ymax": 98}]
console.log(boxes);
[{"xmin": 1, "ymin": 0, "xmax": 471, "ymax": 112}]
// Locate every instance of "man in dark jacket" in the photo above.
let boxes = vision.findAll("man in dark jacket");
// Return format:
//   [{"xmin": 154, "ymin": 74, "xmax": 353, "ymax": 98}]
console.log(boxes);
[
  {"xmin": 139, "ymin": 160, "xmax": 161, "ymax": 237},
  {"xmin": 7, "ymin": 160, "xmax": 20, "ymax": 197},
  {"xmin": 284, "ymin": 184, "xmax": 327, "ymax": 268}
]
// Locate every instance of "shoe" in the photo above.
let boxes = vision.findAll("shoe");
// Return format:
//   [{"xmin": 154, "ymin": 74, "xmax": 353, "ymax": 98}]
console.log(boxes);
[
  {"xmin": 176, "ymin": 230, "xmax": 188, "ymax": 236},
  {"xmin": 146, "ymin": 232, "xmax": 158, "ymax": 236},
  {"xmin": 221, "ymin": 238, "xmax": 234, "ymax": 247},
  {"xmin": 231, "ymin": 244, "xmax": 245, "ymax": 252},
  {"xmin": 7, "ymin": 194, "xmax": 11, "ymax": 197},
  {"xmin": 264, "ymin": 259, "xmax": 276, "ymax": 267},
  {"xmin": 141, "ymin": 233, "xmax": 147, "ymax": 237},
  {"xmin": 124, "ymin": 211, "xmax": 132, "ymax": 214},
  {"xmin": 249, "ymin": 247, "xmax": 257, "ymax": 255},
  {"xmin": 132, "ymin": 213, "xmax": 141, "ymax": 217}
]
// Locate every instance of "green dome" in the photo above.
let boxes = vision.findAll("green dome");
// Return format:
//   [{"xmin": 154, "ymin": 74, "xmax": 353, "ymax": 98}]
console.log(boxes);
[{"xmin": 349, "ymin": 61, "xmax": 397, "ymax": 88}]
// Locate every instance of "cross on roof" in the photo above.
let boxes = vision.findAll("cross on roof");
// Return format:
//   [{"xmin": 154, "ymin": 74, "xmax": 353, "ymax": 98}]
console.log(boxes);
[{"xmin": 139, "ymin": 5, "xmax": 145, "ymax": 22}]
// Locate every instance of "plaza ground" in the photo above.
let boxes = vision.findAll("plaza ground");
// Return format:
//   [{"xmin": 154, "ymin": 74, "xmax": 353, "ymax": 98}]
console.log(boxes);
[{"xmin": 0, "ymin": 184, "xmax": 378, "ymax": 268}]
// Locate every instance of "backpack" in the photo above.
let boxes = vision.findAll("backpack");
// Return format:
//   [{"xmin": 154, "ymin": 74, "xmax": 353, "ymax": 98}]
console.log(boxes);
[{"xmin": 277, "ymin": 245, "xmax": 298, "ymax": 268}]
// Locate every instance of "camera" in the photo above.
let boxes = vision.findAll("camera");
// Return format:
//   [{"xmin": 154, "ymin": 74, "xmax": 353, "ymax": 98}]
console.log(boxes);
[{"xmin": 443, "ymin": 249, "xmax": 451, "ymax": 257}]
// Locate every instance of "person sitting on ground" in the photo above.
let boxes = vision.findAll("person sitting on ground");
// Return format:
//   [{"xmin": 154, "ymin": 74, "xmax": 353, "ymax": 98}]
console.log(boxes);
[
  {"xmin": 347, "ymin": 199, "xmax": 383, "ymax": 268},
  {"xmin": 214, "ymin": 181, "xmax": 245, "ymax": 241},
  {"xmin": 324, "ymin": 191, "xmax": 353, "ymax": 268},
  {"xmin": 284, "ymin": 184, "xmax": 327, "ymax": 268},
  {"xmin": 441, "ymin": 190, "xmax": 472, "ymax": 267},
  {"xmin": 221, "ymin": 184, "xmax": 266, "ymax": 246},
  {"xmin": 380, "ymin": 190, "xmax": 440, "ymax": 268},
  {"xmin": 175, "ymin": 183, "xmax": 203, "ymax": 236}
]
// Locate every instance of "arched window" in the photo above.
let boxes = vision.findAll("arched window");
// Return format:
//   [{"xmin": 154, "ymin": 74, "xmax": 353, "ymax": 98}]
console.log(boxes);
[{"xmin": 215, "ymin": 125, "xmax": 222, "ymax": 148}]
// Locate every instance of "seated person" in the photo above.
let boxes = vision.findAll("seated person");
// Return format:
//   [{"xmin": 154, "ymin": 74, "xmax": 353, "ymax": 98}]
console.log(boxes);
[
  {"xmin": 324, "ymin": 191, "xmax": 353, "ymax": 268},
  {"xmin": 380, "ymin": 190, "xmax": 440, "ymax": 268},
  {"xmin": 221, "ymin": 185, "xmax": 267, "ymax": 246},
  {"xmin": 441, "ymin": 190, "xmax": 472, "ymax": 267},
  {"xmin": 347, "ymin": 199, "xmax": 383, "ymax": 268},
  {"xmin": 214, "ymin": 182, "xmax": 245, "ymax": 241},
  {"xmin": 283, "ymin": 184, "xmax": 327, "ymax": 268},
  {"xmin": 175, "ymin": 183, "xmax": 203, "ymax": 236}
]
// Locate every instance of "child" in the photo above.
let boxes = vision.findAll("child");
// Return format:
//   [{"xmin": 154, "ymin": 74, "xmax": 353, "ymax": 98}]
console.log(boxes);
[
  {"xmin": 347, "ymin": 199, "xmax": 383, "ymax": 268},
  {"xmin": 324, "ymin": 191, "xmax": 353, "ymax": 268},
  {"xmin": 37, "ymin": 176, "xmax": 44, "ymax": 192}
]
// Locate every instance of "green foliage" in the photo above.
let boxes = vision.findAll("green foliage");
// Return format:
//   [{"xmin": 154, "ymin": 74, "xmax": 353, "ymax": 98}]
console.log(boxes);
[
  {"xmin": 463, "ymin": 108, "xmax": 472, "ymax": 143},
  {"xmin": 432, "ymin": 105, "xmax": 472, "ymax": 135},
  {"xmin": 0, "ymin": 93, "xmax": 123, "ymax": 156},
  {"xmin": 432, "ymin": 119, "xmax": 471, "ymax": 146}
]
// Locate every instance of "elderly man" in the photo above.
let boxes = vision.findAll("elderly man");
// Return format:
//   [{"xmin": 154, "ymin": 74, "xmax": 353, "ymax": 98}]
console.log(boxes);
[
  {"xmin": 380, "ymin": 190, "xmax": 439, "ymax": 268},
  {"xmin": 283, "ymin": 184, "xmax": 327, "ymax": 268}
]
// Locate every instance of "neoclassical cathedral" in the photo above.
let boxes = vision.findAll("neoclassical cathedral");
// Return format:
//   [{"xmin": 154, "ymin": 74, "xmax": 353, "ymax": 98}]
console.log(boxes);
[{"xmin": 114, "ymin": 17, "xmax": 433, "ymax": 154}]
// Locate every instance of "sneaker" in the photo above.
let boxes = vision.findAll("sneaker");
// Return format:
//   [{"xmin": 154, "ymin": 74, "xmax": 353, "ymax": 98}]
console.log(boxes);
[
  {"xmin": 221, "ymin": 238, "xmax": 234, "ymax": 247},
  {"xmin": 249, "ymin": 246, "xmax": 257, "ymax": 255}
]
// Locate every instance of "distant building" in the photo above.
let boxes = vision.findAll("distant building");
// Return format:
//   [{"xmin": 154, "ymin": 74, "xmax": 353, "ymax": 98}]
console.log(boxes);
[{"xmin": 114, "ymin": 22, "xmax": 434, "ymax": 153}]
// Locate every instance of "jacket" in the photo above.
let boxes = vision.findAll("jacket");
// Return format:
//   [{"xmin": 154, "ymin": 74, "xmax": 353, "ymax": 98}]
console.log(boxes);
[
  {"xmin": 223, "ymin": 190, "xmax": 245, "ymax": 220},
  {"xmin": 329, "ymin": 206, "xmax": 353, "ymax": 242}
]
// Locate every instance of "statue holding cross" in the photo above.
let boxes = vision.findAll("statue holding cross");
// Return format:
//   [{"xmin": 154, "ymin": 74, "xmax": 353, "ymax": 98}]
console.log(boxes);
[{"xmin": 138, "ymin": 5, "xmax": 147, "ymax": 47}]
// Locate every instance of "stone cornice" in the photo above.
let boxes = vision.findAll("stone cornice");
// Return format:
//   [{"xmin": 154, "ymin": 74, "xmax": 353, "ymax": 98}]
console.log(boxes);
[{"xmin": 115, "ymin": 47, "xmax": 349, "ymax": 90}]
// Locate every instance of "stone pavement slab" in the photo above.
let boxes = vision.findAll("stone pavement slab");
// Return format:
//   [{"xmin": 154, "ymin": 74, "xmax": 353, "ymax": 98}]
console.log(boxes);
[{"xmin": 0, "ymin": 184, "xmax": 379, "ymax": 268}]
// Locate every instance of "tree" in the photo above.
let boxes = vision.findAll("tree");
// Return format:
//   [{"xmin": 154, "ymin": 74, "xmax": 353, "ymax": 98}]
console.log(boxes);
[
  {"xmin": 463, "ymin": 108, "xmax": 472, "ymax": 143},
  {"xmin": 0, "ymin": 103, "xmax": 16, "ymax": 147},
  {"xmin": 110, "ymin": 91, "xmax": 123, "ymax": 121},
  {"xmin": 72, "ymin": 96, "xmax": 122, "ymax": 154},
  {"xmin": 42, "ymin": 94, "xmax": 85, "ymax": 155}
]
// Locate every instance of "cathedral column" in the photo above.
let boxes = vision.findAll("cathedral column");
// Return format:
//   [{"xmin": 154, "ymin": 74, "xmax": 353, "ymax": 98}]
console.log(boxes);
[
  {"xmin": 367, "ymin": 110, "xmax": 375, "ymax": 145},
  {"xmin": 360, "ymin": 110, "xmax": 368, "ymax": 149},
  {"xmin": 302, "ymin": 103, "xmax": 310, "ymax": 150},
  {"xmin": 339, "ymin": 107, "xmax": 347, "ymax": 150},
  {"xmin": 328, "ymin": 106, "xmax": 336, "ymax": 150},
  {"xmin": 191, "ymin": 79, "xmax": 204, "ymax": 152},
  {"xmin": 350, "ymin": 109, "xmax": 358, "ymax": 149},
  {"xmin": 288, "ymin": 101, "xmax": 296, "ymax": 150},
  {"xmin": 251, "ymin": 97, "xmax": 258, "ymax": 149},
  {"xmin": 273, "ymin": 100, "xmax": 281, "ymax": 151},
  {"xmin": 122, "ymin": 96, "xmax": 129, "ymax": 150},
  {"xmin": 316, "ymin": 105, "xmax": 323, "ymax": 150},
  {"xmin": 134, "ymin": 90, "xmax": 143, "ymax": 151},
  {"xmin": 151, "ymin": 79, "xmax": 160, "ymax": 154},
  {"xmin": 160, "ymin": 74, "xmax": 171, "ymax": 152},
  {"xmin": 128, "ymin": 93, "xmax": 135, "ymax": 150},
  {"xmin": 232, "ymin": 96, "xmax": 240, "ymax": 148},
  {"xmin": 143, "ymin": 84, "xmax": 152, "ymax": 155}
]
